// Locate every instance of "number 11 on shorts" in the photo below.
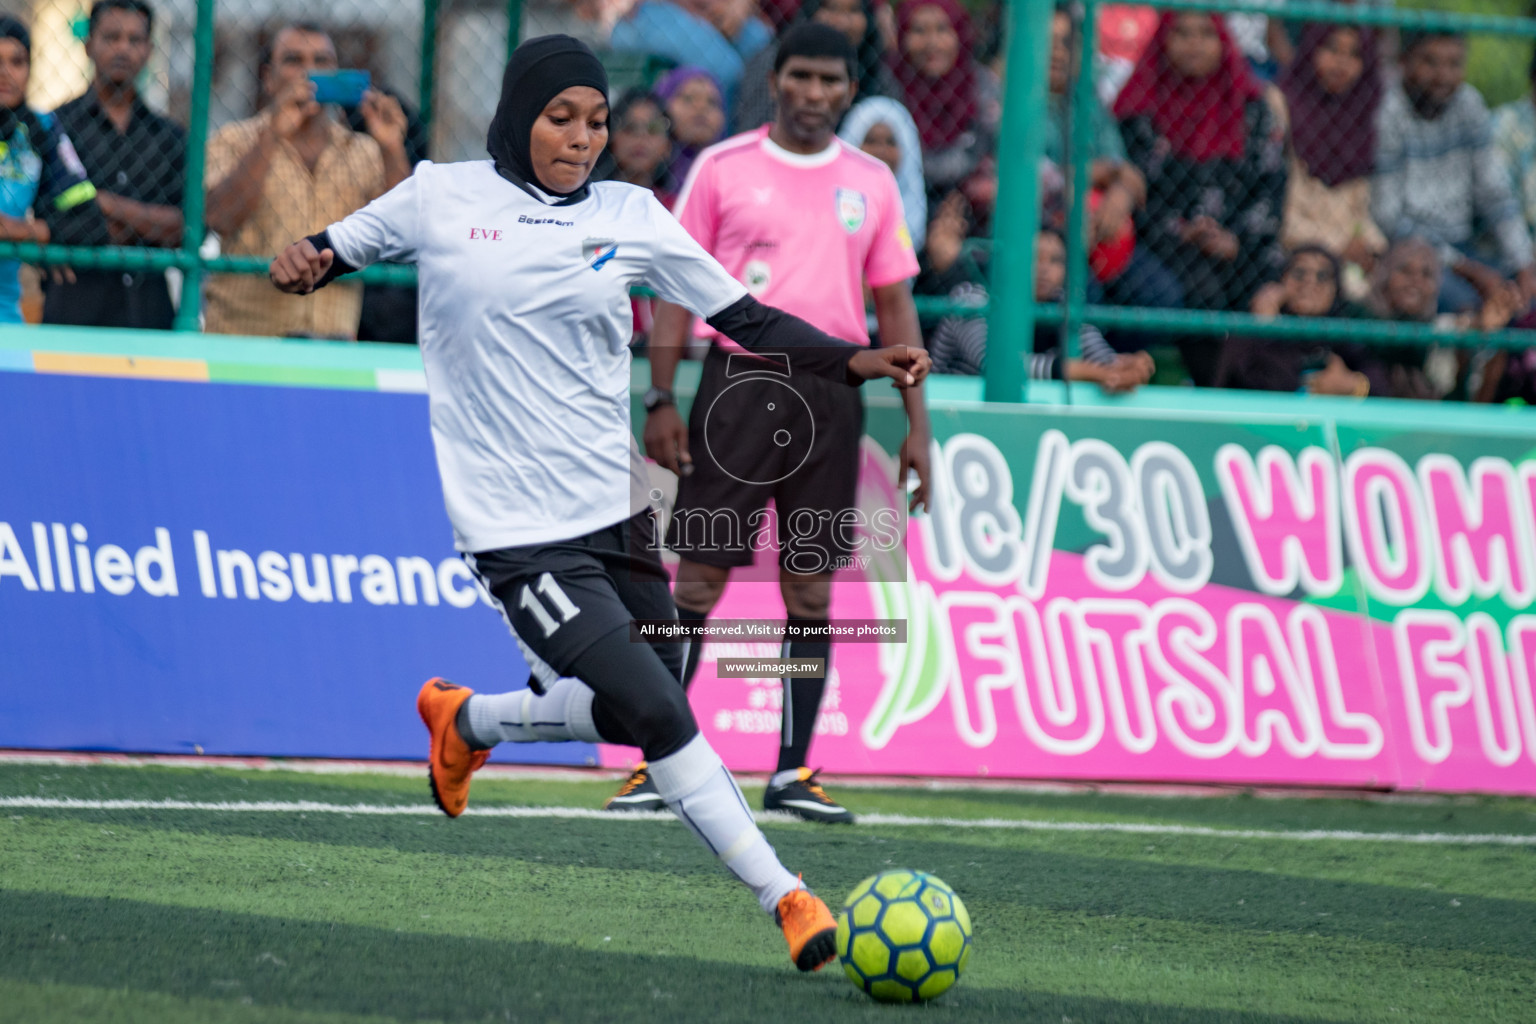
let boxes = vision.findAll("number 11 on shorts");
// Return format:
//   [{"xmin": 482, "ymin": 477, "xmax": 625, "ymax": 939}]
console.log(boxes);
[{"xmin": 519, "ymin": 573, "xmax": 581, "ymax": 637}]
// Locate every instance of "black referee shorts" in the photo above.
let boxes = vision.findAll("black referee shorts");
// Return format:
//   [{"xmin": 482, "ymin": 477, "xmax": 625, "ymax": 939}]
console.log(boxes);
[
  {"xmin": 666, "ymin": 344, "xmax": 864, "ymax": 574},
  {"xmin": 467, "ymin": 511, "xmax": 683, "ymax": 692}
]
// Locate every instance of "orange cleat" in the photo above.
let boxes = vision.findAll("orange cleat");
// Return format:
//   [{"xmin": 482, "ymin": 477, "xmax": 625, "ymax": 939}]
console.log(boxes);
[
  {"xmin": 417, "ymin": 677, "xmax": 489, "ymax": 818},
  {"xmin": 776, "ymin": 884, "xmax": 838, "ymax": 972}
]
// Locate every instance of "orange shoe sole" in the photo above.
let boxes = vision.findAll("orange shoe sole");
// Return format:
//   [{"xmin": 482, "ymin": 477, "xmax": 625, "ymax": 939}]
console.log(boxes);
[{"xmin": 417, "ymin": 677, "xmax": 489, "ymax": 818}]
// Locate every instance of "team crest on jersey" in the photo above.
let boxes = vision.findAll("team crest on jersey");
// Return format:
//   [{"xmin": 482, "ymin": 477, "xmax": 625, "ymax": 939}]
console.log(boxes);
[
  {"xmin": 582, "ymin": 237, "xmax": 619, "ymax": 271},
  {"xmin": 835, "ymin": 188, "xmax": 866, "ymax": 233},
  {"xmin": 744, "ymin": 259, "xmax": 771, "ymax": 295}
]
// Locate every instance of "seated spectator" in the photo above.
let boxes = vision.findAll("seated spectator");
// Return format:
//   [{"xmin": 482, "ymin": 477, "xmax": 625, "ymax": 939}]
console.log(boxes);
[
  {"xmin": 892, "ymin": 0, "xmax": 992, "ymax": 195},
  {"xmin": 0, "ymin": 17, "xmax": 110, "ymax": 324},
  {"xmin": 655, "ymin": 66, "xmax": 725, "ymax": 186},
  {"xmin": 1114, "ymin": 11, "xmax": 1287, "ymax": 385},
  {"xmin": 595, "ymin": 89, "xmax": 678, "ymax": 206},
  {"xmin": 1371, "ymin": 31, "xmax": 1536, "ymax": 316},
  {"xmin": 737, "ymin": 0, "xmax": 898, "ymax": 132},
  {"xmin": 1277, "ymin": 22, "xmax": 1386, "ymax": 297},
  {"xmin": 610, "ymin": 0, "xmax": 771, "ymax": 117},
  {"xmin": 1048, "ymin": 5, "xmax": 1181, "ymax": 318},
  {"xmin": 1215, "ymin": 244, "xmax": 1375, "ymax": 395},
  {"xmin": 1364, "ymin": 236, "xmax": 1517, "ymax": 400},
  {"xmin": 45, "ymin": 0, "xmax": 182, "ymax": 330},
  {"xmin": 203, "ymin": 22, "xmax": 410, "ymax": 338},
  {"xmin": 839, "ymin": 95, "xmax": 926, "ymax": 249},
  {"xmin": 927, "ymin": 228, "xmax": 1153, "ymax": 392}
]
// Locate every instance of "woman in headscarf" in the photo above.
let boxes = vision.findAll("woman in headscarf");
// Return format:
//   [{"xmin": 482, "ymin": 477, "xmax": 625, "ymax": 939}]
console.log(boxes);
[
  {"xmin": 735, "ymin": 0, "xmax": 898, "ymax": 132},
  {"xmin": 1215, "ymin": 244, "xmax": 1375, "ymax": 395},
  {"xmin": 1113, "ymin": 11, "xmax": 1288, "ymax": 385},
  {"xmin": 838, "ymin": 95, "xmax": 926, "ymax": 249},
  {"xmin": 269, "ymin": 35, "xmax": 927, "ymax": 969},
  {"xmin": 891, "ymin": 0, "xmax": 991, "ymax": 193},
  {"xmin": 654, "ymin": 65, "xmax": 725, "ymax": 186},
  {"xmin": 1277, "ymin": 22, "xmax": 1386, "ymax": 286}
]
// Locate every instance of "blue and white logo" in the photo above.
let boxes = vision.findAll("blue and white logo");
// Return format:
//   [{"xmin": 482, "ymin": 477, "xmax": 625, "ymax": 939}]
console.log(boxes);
[{"xmin": 582, "ymin": 237, "xmax": 618, "ymax": 271}]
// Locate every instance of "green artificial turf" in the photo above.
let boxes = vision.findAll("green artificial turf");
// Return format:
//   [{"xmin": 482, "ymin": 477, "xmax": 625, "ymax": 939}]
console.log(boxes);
[{"xmin": 2, "ymin": 763, "xmax": 1533, "ymax": 1023}]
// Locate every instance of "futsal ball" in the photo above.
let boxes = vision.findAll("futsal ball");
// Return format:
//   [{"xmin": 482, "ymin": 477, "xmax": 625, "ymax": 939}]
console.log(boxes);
[{"xmin": 836, "ymin": 869, "xmax": 972, "ymax": 1002}]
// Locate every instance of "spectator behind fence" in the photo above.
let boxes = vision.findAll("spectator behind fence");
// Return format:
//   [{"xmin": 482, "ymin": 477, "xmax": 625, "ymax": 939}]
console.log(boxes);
[
  {"xmin": 203, "ymin": 22, "xmax": 409, "ymax": 338},
  {"xmin": 1362, "ymin": 236, "xmax": 1516, "ymax": 400},
  {"xmin": 1114, "ymin": 12, "xmax": 1287, "ymax": 386},
  {"xmin": 656, "ymin": 66, "xmax": 726, "ymax": 186},
  {"xmin": 892, "ymin": 0, "xmax": 991, "ymax": 194},
  {"xmin": 1371, "ymin": 31, "xmax": 1536, "ymax": 317},
  {"xmin": 0, "ymin": 17, "xmax": 109, "ymax": 324},
  {"xmin": 1048, "ymin": 5, "xmax": 1181, "ymax": 320},
  {"xmin": 611, "ymin": 0, "xmax": 771, "ymax": 117},
  {"xmin": 926, "ymin": 228, "xmax": 1153, "ymax": 392},
  {"xmin": 1215, "ymin": 244, "xmax": 1376, "ymax": 396},
  {"xmin": 737, "ymin": 0, "xmax": 897, "ymax": 131},
  {"xmin": 44, "ymin": 0, "xmax": 183, "ymax": 330},
  {"xmin": 595, "ymin": 89, "xmax": 678, "ymax": 205},
  {"xmin": 1492, "ymin": 47, "xmax": 1536, "ymax": 276},
  {"xmin": 1276, "ymin": 22, "xmax": 1386, "ymax": 295},
  {"xmin": 839, "ymin": 96, "xmax": 926, "ymax": 249}
]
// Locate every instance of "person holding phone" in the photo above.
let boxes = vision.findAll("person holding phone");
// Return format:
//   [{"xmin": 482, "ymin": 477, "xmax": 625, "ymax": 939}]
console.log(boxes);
[{"xmin": 204, "ymin": 21, "xmax": 409, "ymax": 338}]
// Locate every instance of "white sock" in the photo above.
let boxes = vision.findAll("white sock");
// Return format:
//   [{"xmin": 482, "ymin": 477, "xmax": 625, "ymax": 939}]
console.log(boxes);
[
  {"xmin": 464, "ymin": 678, "xmax": 602, "ymax": 745},
  {"xmin": 768, "ymin": 769, "xmax": 802, "ymax": 789},
  {"xmin": 648, "ymin": 734, "xmax": 802, "ymax": 915}
]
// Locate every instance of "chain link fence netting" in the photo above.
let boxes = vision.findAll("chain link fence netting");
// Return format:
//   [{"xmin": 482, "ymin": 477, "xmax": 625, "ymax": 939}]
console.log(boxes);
[{"xmin": 2, "ymin": 0, "xmax": 1535, "ymax": 402}]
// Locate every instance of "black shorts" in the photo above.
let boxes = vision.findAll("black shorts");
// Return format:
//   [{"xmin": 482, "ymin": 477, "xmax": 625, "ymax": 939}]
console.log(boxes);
[
  {"xmin": 468, "ymin": 512, "xmax": 678, "ymax": 691},
  {"xmin": 666, "ymin": 344, "xmax": 865, "ymax": 573}
]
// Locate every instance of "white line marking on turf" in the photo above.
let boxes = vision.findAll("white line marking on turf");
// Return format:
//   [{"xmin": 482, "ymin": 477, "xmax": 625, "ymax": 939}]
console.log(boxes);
[{"xmin": 4, "ymin": 797, "xmax": 1534, "ymax": 846}]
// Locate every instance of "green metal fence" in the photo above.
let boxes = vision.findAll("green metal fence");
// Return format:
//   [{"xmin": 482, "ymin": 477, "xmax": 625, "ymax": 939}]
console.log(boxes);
[
  {"xmin": 985, "ymin": 0, "xmax": 1536, "ymax": 402},
  {"xmin": 3, "ymin": 0, "xmax": 1536, "ymax": 402}
]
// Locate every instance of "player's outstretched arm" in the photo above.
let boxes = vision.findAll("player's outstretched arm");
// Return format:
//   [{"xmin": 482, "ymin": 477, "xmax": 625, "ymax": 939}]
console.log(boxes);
[{"xmin": 703, "ymin": 294, "xmax": 929, "ymax": 388}]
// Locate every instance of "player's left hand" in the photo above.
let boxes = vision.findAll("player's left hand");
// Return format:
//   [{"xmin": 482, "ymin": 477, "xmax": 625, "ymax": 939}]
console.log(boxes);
[
  {"xmin": 359, "ymin": 90, "xmax": 408, "ymax": 153},
  {"xmin": 270, "ymin": 237, "xmax": 334, "ymax": 294},
  {"xmin": 898, "ymin": 431, "xmax": 932, "ymax": 513},
  {"xmin": 848, "ymin": 345, "xmax": 930, "ymax": 388}
]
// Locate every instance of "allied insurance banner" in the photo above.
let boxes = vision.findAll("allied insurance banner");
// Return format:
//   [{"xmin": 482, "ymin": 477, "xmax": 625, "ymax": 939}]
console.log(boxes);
[{"xmin": 2, "ymin": 339, "xmax": 1535, "ymax": 794}]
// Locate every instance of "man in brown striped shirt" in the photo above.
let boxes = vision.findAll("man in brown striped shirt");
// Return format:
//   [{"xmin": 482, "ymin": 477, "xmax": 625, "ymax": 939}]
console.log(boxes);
[{"xmin": 203, "ymin": 22, "xmax": 409, "ymax": 338}]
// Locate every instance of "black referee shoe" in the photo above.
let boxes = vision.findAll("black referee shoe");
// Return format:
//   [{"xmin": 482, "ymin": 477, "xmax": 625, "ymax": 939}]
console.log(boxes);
[
  {"xmin": 763, "ymin": 768, "xmax": 855, "ymax": 824},
  {"xmin": 604, "ymin": 763, "xmax": 666, "ymax": 812}
]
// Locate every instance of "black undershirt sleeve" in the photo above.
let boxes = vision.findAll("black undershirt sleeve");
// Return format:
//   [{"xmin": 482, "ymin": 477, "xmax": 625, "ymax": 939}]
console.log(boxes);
[
  {"xmin": 704, "ymin": 294, "xmax": 863, "ymax": 386},
  {"xmin": 303, "ymin": 230, "xmax": 358, "ymax": 291}
]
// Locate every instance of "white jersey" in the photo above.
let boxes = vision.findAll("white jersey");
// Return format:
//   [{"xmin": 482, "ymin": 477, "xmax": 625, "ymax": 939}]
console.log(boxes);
[{"xmin": 327, "ymin": 161, "xmax": 748, "ymax": 552}]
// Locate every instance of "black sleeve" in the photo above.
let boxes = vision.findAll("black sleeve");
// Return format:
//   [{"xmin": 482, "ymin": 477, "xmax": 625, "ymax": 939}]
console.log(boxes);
[
  {"xmin": 34, "ymin": 116, "xmax": 110, "ymax": 246},
  {"xmin": 303, "ymin": 230, "xmax": 359, "ymax": 290},
  {"xmin": 704, "ymin": 294, "xmax": 863, "ymax": 385}
]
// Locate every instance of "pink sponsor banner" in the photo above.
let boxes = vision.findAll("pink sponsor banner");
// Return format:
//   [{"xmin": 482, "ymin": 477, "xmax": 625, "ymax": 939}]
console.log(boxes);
[{"xmin": 601, "ymin": 433, "xmax": 1536, "ymax": 795}]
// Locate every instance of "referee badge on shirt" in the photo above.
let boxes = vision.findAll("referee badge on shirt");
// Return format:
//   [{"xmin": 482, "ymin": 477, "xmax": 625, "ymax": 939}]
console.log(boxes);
[
  {"xmin": 582, "ymin": 237, "xmax": 619, "ymax": 271},
  {"xmin": 835, "ymin": 188, "xmax": 866, "ymax": 233}
]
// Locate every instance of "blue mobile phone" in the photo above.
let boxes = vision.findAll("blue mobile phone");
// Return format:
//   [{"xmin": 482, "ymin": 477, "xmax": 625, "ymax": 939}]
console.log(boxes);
[{"xmin": 308, "ymin": 69, "xmax": 371, "ymax": 108}]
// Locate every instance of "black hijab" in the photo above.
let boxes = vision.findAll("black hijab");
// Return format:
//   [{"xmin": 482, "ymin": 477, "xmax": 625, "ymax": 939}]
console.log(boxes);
[{"xmin": 487, "ymin": 34, "xmax": 608, "ymax": 202}]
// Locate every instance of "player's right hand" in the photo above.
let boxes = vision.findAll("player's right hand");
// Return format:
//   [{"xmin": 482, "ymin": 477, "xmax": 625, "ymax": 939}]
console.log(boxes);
[
  {"xmin": 643, "ymin": 403, "xmax": 692, "ymax": 477},
  {"xmin": 847, "ymin": 345, "xmax": 931, "ymax": 389},
  {"xmin": 269, "ymin": 238, "xmax": 333, "ymax": 294}
]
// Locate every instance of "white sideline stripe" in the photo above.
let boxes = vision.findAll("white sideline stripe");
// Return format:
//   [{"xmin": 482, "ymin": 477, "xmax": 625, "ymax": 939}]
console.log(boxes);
[{"xmin": 4, "ymin": 797, "xmax": 1534, "ymax": 846}]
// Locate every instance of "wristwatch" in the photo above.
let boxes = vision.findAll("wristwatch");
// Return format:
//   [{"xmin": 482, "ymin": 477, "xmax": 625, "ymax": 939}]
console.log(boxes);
[{"xmin": 643, "ymin": 386, "xmax": 675, "ymax": 413}]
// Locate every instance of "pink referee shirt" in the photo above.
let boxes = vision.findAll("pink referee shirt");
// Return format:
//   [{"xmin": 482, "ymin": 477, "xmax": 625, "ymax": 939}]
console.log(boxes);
[{"xmin": 673, "ymin": 125, "xmax": 919, "ymax": 347}]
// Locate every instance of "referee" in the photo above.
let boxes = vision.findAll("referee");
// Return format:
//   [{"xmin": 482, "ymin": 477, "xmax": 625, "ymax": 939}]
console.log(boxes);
[
  {"xmin": 606, "ymin": 25, "xmax": 931, "ymax": 823},
  {"xmin": 269, "ymin": 35, "xmax": 927, "ymax": 973}
]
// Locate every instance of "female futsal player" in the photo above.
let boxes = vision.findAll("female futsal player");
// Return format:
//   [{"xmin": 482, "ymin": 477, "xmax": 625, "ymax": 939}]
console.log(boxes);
[{"xmin": 269, "ymin": 35, "xmax": 928, "ymax": 972}]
